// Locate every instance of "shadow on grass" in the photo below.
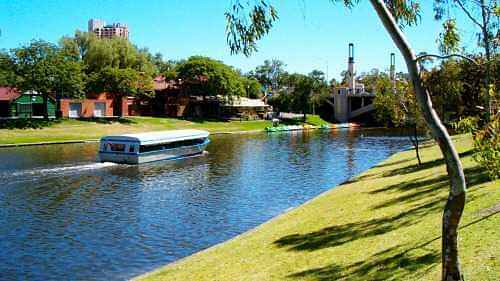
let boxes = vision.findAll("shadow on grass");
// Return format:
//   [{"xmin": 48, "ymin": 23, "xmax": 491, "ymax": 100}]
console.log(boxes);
[
  {"xmin": 276, "ymin": 156, "xmax": 492, "ymax": 280},
  {"xmin": 75, "ymin": 117, "xmax": 136, "ymax": 124},
  {"xmin": 369, "ymin": 165, "xmax": 490, "ymax": 210},
  {"xmin": 287, "ymin": 243, "xmax": 439, "ymax": 281},
  {"xmin": 281, "ymin": 154, "xmax": 494, "ymax": 280},
  {"xmin": 274, "ymin": 198, "xmax": 443, "ymax": 253},
  {"xmin": 286, "ymin": 209, "xmax": 497, "ymax": 281},
  {"xmin": 373, "ymin": 158, "xmax": 414, "ymax": 169},
  {"xmin": 381, "ymin": 149, "xmax": 475, "ymax": 178},
  {"xmin": 0, "ymin": 118, "xmax": 62, "ymax": 129},
  {"xmin": 180, "ymin": 117, "xmax": 230, "ymax": 124}
]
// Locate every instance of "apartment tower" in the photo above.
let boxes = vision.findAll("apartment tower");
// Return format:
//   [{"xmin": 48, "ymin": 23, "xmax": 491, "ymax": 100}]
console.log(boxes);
[{"xmin": 88, "ymin": 19, "xmax": 129, "ymax": 39}]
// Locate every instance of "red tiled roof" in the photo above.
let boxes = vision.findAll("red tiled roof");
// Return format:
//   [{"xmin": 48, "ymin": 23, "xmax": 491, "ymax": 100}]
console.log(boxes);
[{"xmin": 0, "ymin": 87, "xmax": 20, "ymax": 101}]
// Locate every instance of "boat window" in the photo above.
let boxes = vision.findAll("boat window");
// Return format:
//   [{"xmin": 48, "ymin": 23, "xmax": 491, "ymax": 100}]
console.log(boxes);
[
  {"xmin": 139, "ymin": 138, "xmax": 206, "ymax": 153},
  {"xmin": 108, "ymin": 143, "xmax": 126, "ymax": 152},
  {"xmin": 139, "ymin": 143, "xmax": 164, "ymax": 153},
  {"xmin": 129, "ymin": 145, "xmax": 136, "ymax": 153}
]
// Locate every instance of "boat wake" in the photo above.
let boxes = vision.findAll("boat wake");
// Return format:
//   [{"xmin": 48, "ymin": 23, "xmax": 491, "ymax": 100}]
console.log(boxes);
[{"xmin": 4, "ymin": 162, "xmax": 118, "ymax": 180}]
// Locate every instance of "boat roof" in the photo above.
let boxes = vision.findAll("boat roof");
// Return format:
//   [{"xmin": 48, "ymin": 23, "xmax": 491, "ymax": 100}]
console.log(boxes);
[{"xmin": 100, "ymin": 129, "xmax": 209, "ymax": 145}]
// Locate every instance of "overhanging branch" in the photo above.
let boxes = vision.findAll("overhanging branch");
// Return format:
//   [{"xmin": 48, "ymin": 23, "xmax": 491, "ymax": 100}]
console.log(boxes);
[
  {"xmin": 415, "ymin": 53, "xmax": 479, "ymax": 65},
  {"xmin": 454, "ymin": 0, "xmax": 484, "ymax": 29}
]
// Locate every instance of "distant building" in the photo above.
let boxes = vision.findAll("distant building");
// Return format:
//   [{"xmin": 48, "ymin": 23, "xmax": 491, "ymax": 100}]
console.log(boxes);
[
  {"xmin": 151, "ymin": 76, "xmax": 270, "ymax": 119},
  {"xmin": 88, "ymin": 19, "xmax": 129, "ymax": 39},
  {"xmin": 0, "ymin": 87, "xmax": 56, "ymax": 118},
  {"xmin": 331, "ymin": 43, "xmax": 375, "ymax": 123},
  {"xmin": 221, "ymin": 97, "xmax": 270, "ymax": 120},
  {"xmin": 60, "ymin": 93, "xmax": 129, "ymax": 118}
]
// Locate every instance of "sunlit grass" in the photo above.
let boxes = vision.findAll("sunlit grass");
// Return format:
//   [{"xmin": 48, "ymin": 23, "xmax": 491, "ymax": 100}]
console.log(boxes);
[
  {"xmin": 0, "ymin": 115, "xmax": 331, "ymax": 145},
  {"xmin": 305, "ymin": 114, "xmax": 330, "ymax": 126},
  {"xmin": 137, "ymin": 134, "xmax": 499, "ymax": 281},
  {"xmin": 0, "ymin": 117, "xmax": 268, "ymax": 144}
]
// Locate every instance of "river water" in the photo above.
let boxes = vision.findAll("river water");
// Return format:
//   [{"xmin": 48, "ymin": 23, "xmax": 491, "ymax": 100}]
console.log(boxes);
[{"xmin": 0, "ymin": 129, "xmax": 412, "ymax": 280}]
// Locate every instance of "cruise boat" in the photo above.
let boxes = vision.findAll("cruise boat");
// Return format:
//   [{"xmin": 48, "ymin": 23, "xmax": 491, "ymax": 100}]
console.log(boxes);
[{"xmin": 99, "ymin": 129, "xmax": 210, "ymax": 164}]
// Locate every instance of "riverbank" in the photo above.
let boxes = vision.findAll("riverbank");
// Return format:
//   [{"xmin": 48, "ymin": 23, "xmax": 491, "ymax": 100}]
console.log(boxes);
[
  {"xmin": 137, "ymin": 134, "xmax": 499, "ymax": 281},
  {"xmin": 0, "ymin": 115, "xmax": 331, "ymax": 146}
]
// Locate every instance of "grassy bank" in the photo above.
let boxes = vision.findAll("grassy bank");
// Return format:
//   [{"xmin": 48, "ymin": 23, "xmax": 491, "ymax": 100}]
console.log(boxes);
[
  {"xmin": 0, "ymin": 115, "xmax": 331, "ymax": 145},
  {"xmin": 137, "ymin": 134, "xmax": 499, "ymax": 281}
]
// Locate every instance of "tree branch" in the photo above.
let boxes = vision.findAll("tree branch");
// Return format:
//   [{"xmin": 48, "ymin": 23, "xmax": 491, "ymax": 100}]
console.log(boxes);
[
  {"xmin": 415, "ymin": 53, "xmax": 479, "ymax": 65},
  {"xmin": 454, "ymin": 0, "xmax": 484, "ymax": 28}
]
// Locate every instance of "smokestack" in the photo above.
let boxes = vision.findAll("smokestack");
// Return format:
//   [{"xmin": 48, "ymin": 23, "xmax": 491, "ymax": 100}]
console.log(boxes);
[
  {"xmin": 390, "ymin": 53, "xmax": 396, "ymax": 93},
  {"xmin": 348, "ymin": 43, "xmax": 356, "ymax": 92}
]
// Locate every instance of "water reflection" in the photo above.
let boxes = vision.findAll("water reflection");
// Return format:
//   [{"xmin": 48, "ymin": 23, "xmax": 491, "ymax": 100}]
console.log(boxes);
[{"xmin": 0, "ymin": 129, "xmax": 412, "ymax": 280}]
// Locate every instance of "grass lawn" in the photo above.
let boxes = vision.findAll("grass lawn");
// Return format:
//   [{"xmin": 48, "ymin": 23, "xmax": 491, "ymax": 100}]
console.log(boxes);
[
  {"xmin": 137, "ymin": 134, "xmax": 499, "ymax": 281},
  {"xmin": 0, "ymin": 117, "xmax": 275, "ymax": 145},
  {"xmin": 0, "ymin": 115, "xmax": 332, "ymax": 145}
]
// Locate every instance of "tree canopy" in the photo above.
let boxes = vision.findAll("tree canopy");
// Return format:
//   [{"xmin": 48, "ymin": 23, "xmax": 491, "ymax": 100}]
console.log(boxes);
[{"xmin": 176, "ymin": 56, "xmax": 247, "ymax": 98}]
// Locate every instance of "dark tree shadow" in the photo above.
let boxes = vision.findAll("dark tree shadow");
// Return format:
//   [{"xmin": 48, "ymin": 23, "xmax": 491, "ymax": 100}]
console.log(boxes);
[
  {"xmin": 274, "ymin": 199, "xmax": 443, "ymax": 252},
  {"xmin": 287, "ymin": 263, "xmax": 344, "ymax": 280},
  {"xmin": 373, "ymin": 158, "xmax": 413, "ymax": 169},
  {"xmin": 370, "ymin": 165, "xmax": 490, "ymax": 210},
  {"xmin": 75, "ymin": 117, "xmax": 136, "ymax": 124},
  {"xmin": 0, "ymin": 118, "xmax": 61, "ymax": 129},
  {"xmin": 280, "ymin": 148, "xmax": 493, "ymax": 280},
  {"xmin": 286, "ymin": 210, "xmax": 498, "ymax": 281},
  {"xmin": 182, "ymin": 117, "xmax": 230, "ymax": 123},
  {"xmin": 287, "ymin": 243, "xmax": 439, "ymax": 281},
  {"xmin": 343, "ymin": 246, "xmax": 439, "ymax": 281},
  {"xmin": 382, "ymin": 149, "xmax": 474, "ymax": 178}
]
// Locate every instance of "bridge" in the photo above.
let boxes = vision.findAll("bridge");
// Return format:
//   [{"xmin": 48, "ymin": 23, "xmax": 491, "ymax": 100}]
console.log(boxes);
[
  {"xmin": 328, "ymin": 90, "xmax": 375, "ymax": 123},
  {"xmin": 327, "ymin": 43, "xmax": 378, "ymax": 123}
]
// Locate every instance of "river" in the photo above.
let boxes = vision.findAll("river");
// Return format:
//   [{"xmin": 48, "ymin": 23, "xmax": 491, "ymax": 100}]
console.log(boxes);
[{"xmin": 0, "ymin": 129, "xmax": 412, "ymax": 280}]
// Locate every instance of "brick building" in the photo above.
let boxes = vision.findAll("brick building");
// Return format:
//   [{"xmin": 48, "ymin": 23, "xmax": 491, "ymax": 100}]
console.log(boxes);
[
  {"xmin": 88, "ymin": 19, "xmax": 129, "ymax": 39},
  {"xmin": 60, "ymin": 93, "xmax": 129, "ymax": 118}
]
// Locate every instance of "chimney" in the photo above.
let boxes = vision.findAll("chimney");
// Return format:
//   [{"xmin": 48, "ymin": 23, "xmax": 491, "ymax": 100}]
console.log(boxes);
[
  {"xmin": 390, "ymin": 53, "xmax": 396, "ymax": 93},
  {"xmin": 348, "ymin": 43, "xmax": 356, "ymax": 92}
]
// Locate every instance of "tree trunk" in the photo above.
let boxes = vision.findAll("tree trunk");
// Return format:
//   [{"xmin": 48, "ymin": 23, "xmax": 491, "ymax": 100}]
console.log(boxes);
[
  {"xmin": 43, "ymin": 93, "xmax": 49, "ymax": 120},
  {"xmin": 113, "ymin": 96, "xmax": 123, "ymax": 117},
  {"xmin": 480, "ymin": 0, "xmax": 491, "ymax": 120},
  {"xmin": 413, "ymin": 124, "xmax": 421, "ymax": 165},
  {"xmin": 369, "ymin": 1, "xmax": 467, "ymax": 280},
  {"xmin": 409, "ymin": 123, "xmax": 422, "ymax": 166}
]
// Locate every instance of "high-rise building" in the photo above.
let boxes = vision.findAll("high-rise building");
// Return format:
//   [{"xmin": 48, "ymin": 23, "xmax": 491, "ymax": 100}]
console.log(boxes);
[{"xmin": 88, "ymin": 19, "xmax": 129, "ymax": 39}]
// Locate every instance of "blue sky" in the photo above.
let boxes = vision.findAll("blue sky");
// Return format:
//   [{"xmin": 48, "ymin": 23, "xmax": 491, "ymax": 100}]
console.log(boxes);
[{"xmin": 0, "ymin": 0, "xmax": 478, "ymax": 79}]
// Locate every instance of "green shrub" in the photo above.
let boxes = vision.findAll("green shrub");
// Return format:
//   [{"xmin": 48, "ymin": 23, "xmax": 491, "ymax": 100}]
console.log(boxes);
[
  {"xmin": 451, "ymin": 116, "xmax": 479, "ymax": 134},
  {"xmin": 473, "ymin": 114, "xmax": 500, "ymax": 180}
]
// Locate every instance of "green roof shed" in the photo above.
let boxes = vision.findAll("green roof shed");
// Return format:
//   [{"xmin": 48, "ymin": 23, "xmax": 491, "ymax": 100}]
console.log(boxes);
[{"xmin": 9, "ymin": 92, "xmax": 56, "ymax": 118}]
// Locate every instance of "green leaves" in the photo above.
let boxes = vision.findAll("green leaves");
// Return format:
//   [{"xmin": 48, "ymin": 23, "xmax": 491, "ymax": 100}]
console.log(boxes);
[
  {"xmin": 176, "ymin": 56, "xmax": 246, "ymax": 97},
  {"xmin": 242, "ymin": 77, "xmax": 263, "ymax": 98},
  {"xmin": 252, "ymin": 59, "xmax": 286, "ymax": 90},
  {"xmin": 267, "ymin": 70, "xmax": 328, "ymax": 114},
  {"xmin": 88, "ymin": 66, "xmax": 153, "ymax": 98},
  {"xmin": 225, "ymin": 0, "xmax": 279, "ymax": 56},
  {"xmin": 59, "ymin": 32, "xmax": 158, "ymax": 97},
  {"xmin": 451, "ymin": 116, "xmax": 479, "ymax": 134},
  {"xmin": 12, "ymin": 40, "xmax": 61, "ymax": 94},
  {"xmin": 10, "ymin": 40, "xmax": 87, "ymax": 99},
  {"xmin": 433, "ymin": 0, "xmax": 498, "ymax": 59},
  {"xmin": 225, "ymin": 1, "xmax": 421, "ymax": 55},
  {"xmin": 473, "ymin": 113, "xmax": 500, "ymax": 180},
  {"xmin": 0, "ymin": 50, "xmax": 18, "ymax": 86},
  {"xmin": 437, "ymin": 19, "xmax": 461, "ymax": 55}
]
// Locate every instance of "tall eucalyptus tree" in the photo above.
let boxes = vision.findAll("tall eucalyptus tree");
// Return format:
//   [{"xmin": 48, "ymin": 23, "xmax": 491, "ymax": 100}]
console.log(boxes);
[{"xmin": 225, "ymin": 1, "xmax": 468, "ymax": 280}]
